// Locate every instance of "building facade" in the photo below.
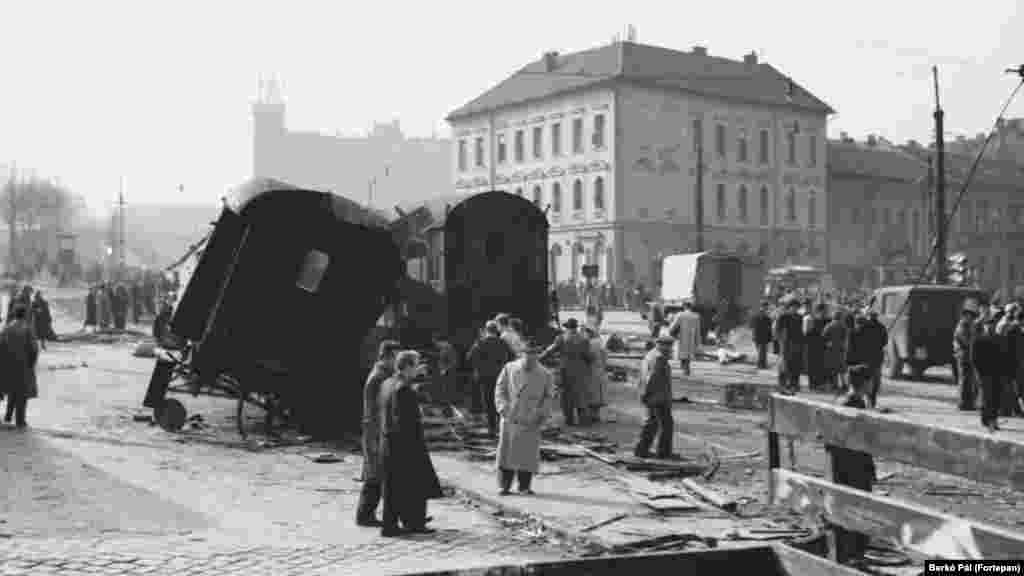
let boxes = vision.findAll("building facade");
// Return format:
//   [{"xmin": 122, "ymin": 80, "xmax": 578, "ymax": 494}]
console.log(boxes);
[
  {"xmin": 445, "ymin": 41, "xmax": 833, "ymax": 292},
  {"xmin": 251, "ymin": 77, "xmax": 451, "ymax": 211}
]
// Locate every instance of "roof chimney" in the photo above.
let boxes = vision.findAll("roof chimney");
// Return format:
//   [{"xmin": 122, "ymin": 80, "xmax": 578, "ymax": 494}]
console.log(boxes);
[
  {"xmin": 840, "ymin": 131, "xmax": 850, "ymax": 142},
  {"xmin": 743, "ymin": 52, "xmax": 758, "ymax": 66},
  {"xmin": 543, "ymin": 51, "xmax": 559, "ymax": 72},
  {"xmin": 692, "ymin": 46, "xmax": 707, "ymax": 57},
  {"xmin": 866, "ymin": 135, "xmax": 877, "ymax": 147}
]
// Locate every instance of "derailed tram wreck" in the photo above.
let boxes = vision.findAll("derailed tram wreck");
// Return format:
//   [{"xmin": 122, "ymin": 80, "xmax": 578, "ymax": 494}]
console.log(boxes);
[{"xmin": 143, "ymin": 178, "xmax": 404, "ymax": 438}]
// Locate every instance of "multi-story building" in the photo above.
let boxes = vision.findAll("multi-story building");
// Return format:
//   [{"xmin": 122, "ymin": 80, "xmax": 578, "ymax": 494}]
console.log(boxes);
[
  {"xmin": 444, "ymin": 40, "xmax": 834, "ymax": 292},
  {"xmin": 828, "ymin": 135, "xmax": 1024, "ymax": 297},
  {"xmin": 251, "ymin": 77, "xmax": 451, "ymax": 211}
]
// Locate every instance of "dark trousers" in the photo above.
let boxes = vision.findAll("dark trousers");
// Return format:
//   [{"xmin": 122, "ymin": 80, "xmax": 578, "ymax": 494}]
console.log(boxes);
[
  {"xmin": 756, "ymin": 343, "xmax": 768, "ymax": 369},
  {"xmin": 980, "ymin": 374, "xmax": 1001, "ymax": 426},
  {"xmin": 778, "ymin": 369, "xmax": 799, "ymax": 392},
  {"xmin": 356, "ymin": 481, "xmax": 381, "ymax": 522},
  {"xmin": 867, "ymin": 363, "xmax": 882, "ymax": 407},
  {"xmin": 478, "ymin": 374, "xmax": 499, "ymax": 433},
  {"xmin": 381, "ymin": 478, "xmax": 427, "ymax": 531},
  {"xmin": 957, "ymin": 361, "xmax": 976, "ymax": 411},
  {"xmin": 635, "ymin": 404, "xmax": 673, "ymax": 457},
  {"xmin": 4, "ymin": 392, "xmax": 26, "ymax": 426},
  {"xmin": 560, "ymin": 387, "xmax": 586, "ymax": 426},
  {"xmin": 499, "ymin": 468, "xmax": 533, "ymax": 492}
]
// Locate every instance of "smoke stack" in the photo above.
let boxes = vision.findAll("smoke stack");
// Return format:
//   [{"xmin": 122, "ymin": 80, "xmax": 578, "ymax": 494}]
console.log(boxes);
[{"xmin": 543, "ymin": 51, "xmax": 559, "ymax": 72}]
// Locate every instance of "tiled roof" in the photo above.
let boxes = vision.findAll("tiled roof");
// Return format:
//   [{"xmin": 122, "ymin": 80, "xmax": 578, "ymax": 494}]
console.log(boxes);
[
  {"xmin": 827, "ymin": 141, "xmax": 928, "ymax": 182},
  {"xmin": 446, "ymin": 41, "xmax": 834, "ymax": 121}
]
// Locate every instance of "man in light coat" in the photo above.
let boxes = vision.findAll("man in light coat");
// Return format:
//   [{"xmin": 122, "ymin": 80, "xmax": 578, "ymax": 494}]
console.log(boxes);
[
  {"xmin": 667, "ymin": 302, "xmax": 701, "ymax": 376},
  {"xmin": 495, "ymin": 340, "xmax": 554, "ymax": 495}
]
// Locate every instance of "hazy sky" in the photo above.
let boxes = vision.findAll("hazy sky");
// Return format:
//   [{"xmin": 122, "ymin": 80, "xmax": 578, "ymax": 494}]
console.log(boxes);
[{"xmin": 2, "ymin": 0, "xmax": 1021, "ymax": 215}]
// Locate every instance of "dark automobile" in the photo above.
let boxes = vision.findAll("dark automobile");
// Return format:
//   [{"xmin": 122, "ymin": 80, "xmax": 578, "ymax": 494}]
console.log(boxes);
[
  {"xmin": 869, "ymin": 284, "xmax": 987, "ymax": 380},
  {"xmin": 143, "ymin": 178, "xmax": 404, "ymax": 438}
]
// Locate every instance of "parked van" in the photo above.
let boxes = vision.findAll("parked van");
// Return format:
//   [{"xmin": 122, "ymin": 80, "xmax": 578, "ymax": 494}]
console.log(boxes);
[{"xmin": 868, "ymin": 284, "xmax": 987, "ymax": 380}]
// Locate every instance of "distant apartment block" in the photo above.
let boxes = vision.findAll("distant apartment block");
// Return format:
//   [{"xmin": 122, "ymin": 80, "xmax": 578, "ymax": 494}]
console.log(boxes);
[
  {"xmin": 251, "ymin": 77, "xmax": 451, "ymax": 211},
  {"xmin": 444, "ymin": 40, "xmax": 834, "ymax": 290}
]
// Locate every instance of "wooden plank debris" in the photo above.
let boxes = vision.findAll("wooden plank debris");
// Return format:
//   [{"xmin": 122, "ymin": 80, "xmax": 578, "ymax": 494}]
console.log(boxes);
[
  {"xmin": 579, "ymin": 513, "xmax": 629, "ymax": 533},
  {"xmin": 772, "ymin": 468, "xmax": 1024, "ymax": 559},
  {"xmin": 681, "ymin": 478, "xmax": 738, "ymax": 512},
  {"xmin": 770, "ymin": 393, "xmax": 1024, "ymax": 491}
]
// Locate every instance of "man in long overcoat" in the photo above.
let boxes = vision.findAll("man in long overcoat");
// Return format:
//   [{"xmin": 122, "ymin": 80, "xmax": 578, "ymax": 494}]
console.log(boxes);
[
  {"xmin": 539, "ymin": 318, "xmax": 593, "ymax": 426},
  {"xmin": 356, "ymin": 339, "xmax": 401, "ymax": 527},
  {"xmin": 773, "ymin": 299, "xmax": 804, "ymax": 394},
  {"xmin": 468, "ymin": 321, "xmax": 514, "ymax": 435},
  {"xmin": 750, "ymin": 302, "xmax": 774, "ymax": 369},
  {"xmin": 495, "ymin": 341, "xmax": 554, "ymax": 495},
  {"xmin": 114, "ymin": 283, "xmax": 130, "ymax": 330},
  {"xmin": 84, "ymin": 287, "xmax": 98, "ymax": 331},
  {"xmin": 98, "ymin": 284, "xmax": 112, "ymax": 330},
  {"xmin": 583, "ymin": 326, "xmax": 608, "ymax": 423},
  {"xmin": 379, "ymin": 350, "xmax": 443, "ymax": 537},
  {"xmin": 634, "ymin": 335, "xmax": 675, "ymax": 459},
  {"xmin": 953, "ymin": 301, "xmax": 980, "ymax": 411},
  {"xmin": 2, "ymin": 306, "xmax": 40, "ymax": 428},
  {"xmin": 667, "ymin": 302, "xmax": 701, "ymax": 376}
]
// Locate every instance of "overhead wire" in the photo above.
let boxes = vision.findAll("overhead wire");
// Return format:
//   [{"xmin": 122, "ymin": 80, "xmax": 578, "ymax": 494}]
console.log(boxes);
[{"xmin": 881, "ymin": 75, "xmax": 1024, "ymax": 334}]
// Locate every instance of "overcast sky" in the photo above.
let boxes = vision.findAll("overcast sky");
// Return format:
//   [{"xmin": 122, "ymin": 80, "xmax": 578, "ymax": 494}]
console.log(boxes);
[{"xmin": 1, "ymin": 0, "xmax": 1021, "ymax": 214}]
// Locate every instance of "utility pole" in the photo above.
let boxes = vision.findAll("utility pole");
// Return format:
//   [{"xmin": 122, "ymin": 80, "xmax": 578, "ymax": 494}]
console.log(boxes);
[
  {"xmin": 695, "ymin": 143, "xmax": 705, "ymax": 251},
  {"xmin": 7, "ymin": 163, "xmax": 15, "ymax": 279},
  {"xmin": 933, "ymin": 66, "xmax": 948, "ymax": 284}
]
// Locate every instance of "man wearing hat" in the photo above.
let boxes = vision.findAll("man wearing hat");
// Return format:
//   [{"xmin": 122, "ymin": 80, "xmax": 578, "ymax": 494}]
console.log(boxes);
[
  {"xmin": 773, "ymin": 298, "xmax": 804, "ymax": 394},
  {"xmin": 356, "ymin": 339, "xmax": 402, "ymax": 527},
  {"xmin": 494, "ymin": 339, "xmax": 555, "ymax": 495},
  {"xmin": 540, "ymin": 318, "xmax": 594, "ymax": 426},
  {"xmin": 634, "ymin": 334, "xmax": 675, "ymax": 459},
  {"xmin": 954, "ymin": 299, "xmax": 980, "ymax": 411}
]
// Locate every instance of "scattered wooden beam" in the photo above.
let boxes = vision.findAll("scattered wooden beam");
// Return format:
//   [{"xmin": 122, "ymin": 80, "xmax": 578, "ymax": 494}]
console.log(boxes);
[
  {"xmin": 681, "ymin": 478, "xmax": 738, "ymax": 512},
  {"xmin": 769, "ymin": 394, "xmax": 1024, "ymax": 491},
  {"xmin": 579, "ymin": 513, "xmax": 629, "ymax": 533},
  {"xmin": 772, "ymin": 468, "xmax": 1024, "ymax": 559}
]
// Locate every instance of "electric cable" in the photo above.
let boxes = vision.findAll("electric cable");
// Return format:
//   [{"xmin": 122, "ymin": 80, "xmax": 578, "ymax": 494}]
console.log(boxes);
[{"xmin": 880, "ymin": 74, "xmax": 1024, "ymax": 335}]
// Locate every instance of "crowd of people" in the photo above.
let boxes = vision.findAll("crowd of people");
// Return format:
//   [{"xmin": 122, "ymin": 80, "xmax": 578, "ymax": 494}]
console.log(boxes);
[
  {"xmin": 82, "ymin": 280, "xmax": 161, "ymax": 331},
  {"xmin": 954, "ymin": 299, "xmax": 1024, "ymax": 433}
]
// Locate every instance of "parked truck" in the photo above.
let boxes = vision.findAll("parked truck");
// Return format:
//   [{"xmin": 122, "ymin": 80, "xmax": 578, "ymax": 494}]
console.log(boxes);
[{"xmin": 657, "ymin": 251, "xmax": 765, "ymax": 335}]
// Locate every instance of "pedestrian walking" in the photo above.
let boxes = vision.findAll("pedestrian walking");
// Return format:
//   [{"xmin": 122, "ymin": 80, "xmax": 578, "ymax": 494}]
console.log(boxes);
[
  {"xmin": 1, "ymin": 306, "xmax": 40, "ymax": 429},
  {"xmin": 583, "ymin": 326, "xmax": 607, "ymax": 423},
  {"xmin": 379, "ymin": 350, "xmax": 442, "ymax": 537},
  {"xmin": 667, "ymin": 302, "xmax": 700, "ymax": 376},
  {"xmin": 468, "ymin": 321, "xmax": 515, "ymax": 436},
  {"xmin": 539, "ymin": 318, "xmax": 593, "ymax": 426},
  {"xmin": 356, "ymin": 339, "xmax": 401, "ymax": 527},
  {"xmin": 495, "ymin": 340, "xmax": 555, "ymax": 496},
  {"xmin": 634, "ymin": 335, "xmax": 675, "ymax": 459},
  {"xmin": 773, "ymin": 299, "xmax": 804, "ymax": 394},
  {"xmin": 750, "ymin": 302, "xmax": 773, "ymax": 370}
]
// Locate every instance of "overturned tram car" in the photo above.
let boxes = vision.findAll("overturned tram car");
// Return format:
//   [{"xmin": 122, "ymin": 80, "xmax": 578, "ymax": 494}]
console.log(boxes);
[
  {"xmin": 143, "ymin": 178, "xmax": 404, "ymax": 438},
  {"xmin": 392, "ymin": 190, "xmax": 553, "ymax": 356}
]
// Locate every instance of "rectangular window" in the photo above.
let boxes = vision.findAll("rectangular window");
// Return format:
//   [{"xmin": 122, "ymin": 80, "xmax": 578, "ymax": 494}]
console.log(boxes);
[
  {"xmin": 692, "ymin": 118, "xmax": 703, "ymax": 152},
  {"xmin": 787, "ymin": 131, "xmax": 796, "ymax": 165},
  {"xmin": 716, "ymin": 183, "xmax": 726, "ymax": 221},
  {"xmin": 759, "ymin": 129, "xmax": 769, "ymax": 164},
  {"xmin": 715, "ymin": 124, "xmax": 726, "ymax": 158},
  {"xmin": 808, "ymin": 135, "xmax": 817, "ymax": 166},
  {"xmin": 296, "ymin": 250, "xmax": 329, "ymax": 293},
  {"xmin": 532, "ymin": 126, "xmax": 543, "ymax": 159},
  {"xmin": 737, "ymin": 136, "xmax": 748, "ymax": 163},
  {"xmin": 592, "ymin": 114, "xmax": 606, "ymax": 149},
  {"xmin": 496, "ymin": 133, "xmax": 506, "ymax": 164},
  {"xmin": 514, "ymin": 130, "xmax": 524, "ymax": 163},
  {"xmin": 474, "ymin": 137, "xmax": 484, "ymax": 167},
  {"xmin": 551, "ymin": 122, "xmax": 562, "ymax": 156},
  {"xmin": 572, "ymin": 117, "xmax": 583, "ymax": 153},
  {"xmin": 457, "ymin": 140, "xmax": 467, "ymax": 171}
]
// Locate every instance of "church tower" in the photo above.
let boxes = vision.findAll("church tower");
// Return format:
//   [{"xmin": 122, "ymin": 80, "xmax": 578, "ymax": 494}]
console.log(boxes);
[{"xmin": 252, "ymin": 74, "xmax": 286, "ymax": 178}]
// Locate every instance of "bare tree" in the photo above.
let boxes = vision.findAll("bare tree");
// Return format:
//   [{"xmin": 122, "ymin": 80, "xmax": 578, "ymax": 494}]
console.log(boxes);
[{"xmin": 0, "ymin": 169, "xmax": 86, "ymax": 278}]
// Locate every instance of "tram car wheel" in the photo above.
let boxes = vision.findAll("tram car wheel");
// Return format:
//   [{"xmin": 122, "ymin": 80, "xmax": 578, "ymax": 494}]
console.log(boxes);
[{"xmin": 155, "ymin": 398, "xmax": 187, "ymax": 432}]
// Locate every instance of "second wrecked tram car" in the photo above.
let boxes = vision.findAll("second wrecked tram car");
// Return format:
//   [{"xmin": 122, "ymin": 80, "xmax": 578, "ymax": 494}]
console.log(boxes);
[
  {"xmin": 392, "ymin": 190, "xmax": 553, "ymax": 355},
  {"xmin": 144, "ymin": 178, "xmax": 404, "ymax": 438}
]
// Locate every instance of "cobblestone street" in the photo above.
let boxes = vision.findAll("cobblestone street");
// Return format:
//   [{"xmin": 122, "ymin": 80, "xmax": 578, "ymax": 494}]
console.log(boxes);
[{"xmin": 0, "ymin": 297, "xmax": 570, "ymax": 575}]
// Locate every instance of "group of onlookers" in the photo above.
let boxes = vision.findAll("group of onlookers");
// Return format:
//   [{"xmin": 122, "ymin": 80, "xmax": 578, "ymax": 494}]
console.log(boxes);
[
  {"xmin": 0, "ymin": 286, "xmax": 45, "ymax": 429},
  {"xmin": 83, "ymin": 280, "xmax": 159, "ymax": 331},
  {"xmin": 954, "ymin": 299, "xmax": 1024, "ymax": 433}
]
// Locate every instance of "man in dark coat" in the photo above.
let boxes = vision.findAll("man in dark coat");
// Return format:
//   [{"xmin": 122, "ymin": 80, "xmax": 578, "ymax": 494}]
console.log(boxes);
[
  {"xmin": 131, "ymin": 281, "xmax": 143, "ymax": 324},
  {"xmin": 539, "ymin": 318, "xmax": 594, "ymax": 426},
  {"xmin": 803, "ymin": 303, "xmax": 828, "ymax": 391},
  {"xmin": 2, "ymin": 306, "xmax": 40, "ymax": 428},
  {"xmin": 379, "ymin": 350, "xmax": 443, "ymax": 537},
  {"xmin": 114, "ymin": 283, "xmax": 130, "ymax": 330},
  {"xmin": 84, "ymin": 287, "xmax": 98, "ymax": 331},
  {"xmin": 356, "ymin": 339, "xmax": 401, "ymax": 527},
  {"xmin": 973, "ymin": 316, "xmax": 1009, "ymax": 432},
  {"xmin": 773, "ymin": 299, "xmax": 803, "ymax": 394},
  {"xmin": 750, "ymin": 302, "xmax": 773, "ymax": 369},
  {"xmin": 826, "ymin": 364, "xmax": 876, "ymax": 563},
  {"xmin": 32, "ymin": 291, "xmax": 55, "ymax": 344},
  {"xmin": 857, "ymin": 310, "xmax": 888, "ymax": 408},
  {"xmin": 634, "ymin": 335, "xmax": 675, "ymax": 459},
  {"xmin": 468, "ymin": 321, "xmax": 514, "ymax": 436}
]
